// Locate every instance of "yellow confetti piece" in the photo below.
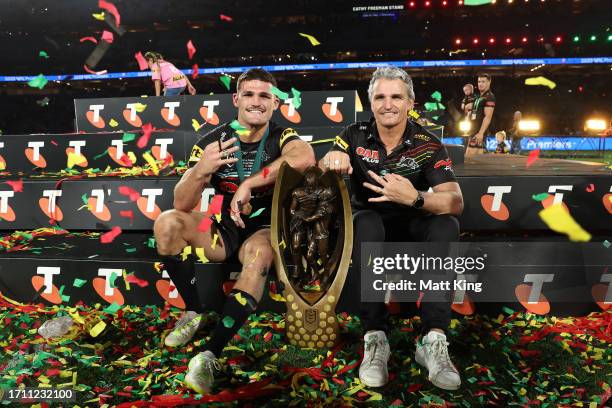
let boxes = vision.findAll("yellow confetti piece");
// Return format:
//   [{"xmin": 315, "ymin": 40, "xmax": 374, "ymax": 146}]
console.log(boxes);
[
  {"xmin": 122, "ymin": 269, "xmax": 131, "ymax": 291},
  {"xmin": 109, "ymin": 118, "xmax": 119, "ymax": 127},
  {"xmin": 92, "ymin": 11, "xmax": 105, "ymax": 20},
  {"xmin": 192, "ymin": 118, "xmax": 204, "ymax": 131},
  {"xmin": 215, "ymin": 213, "xmax": 222, "ymax": 223},
  {"xmin": 195, "ymin": 247, "xmax": 209, "ymax": 263},
  {"xmin": 142, "ymin": 152, "xmax": 159, "ymax": 175},
  {"xmin": 538, "ymin": 204, "xmax": 591, "ymax": 242},
  {"xmin": 38, "ymin": 375, "xmax": 50, "ymax": 384},
  {"xmin": 211, "ymin": 233, "xmax": 219, "ymax": 250},
  {"xmin": 181, "ymin": 246, "xmax": 192, "ymax": 261},
  {"xmin": 279, "ymin": 239, "xmax": 286, "ymax": 250},
  {"xmin": 127, "ymin": 151, "xmax": 137, "ymax": 165},
  {"xmin": 235, "ymin": 292, "xmax": 247, "ymax": 306},
  {"xmin": 89, "ymin": 320, "xmax": 107, "ymax": 338},
  {"xmin": 525, "ymin": 76, "xmax": 557, "ymax": 89},
  {"xmin": 134, "ymin": 103, "xmax": 147, "ymax": 112},
  {"xmin": 270, "ymin": 293, "xmax": 286, "ymax": 302},
  {"xmin": 68, "ymin": 308, "xmax": 85, "ymax": 325},
  {"xmin": 409, "ymin": 109, "xmax": 420, "ymax": 119},
  {"xmin": 67, "ymin": 152, "xmax": 87, "ymax": 169},
  {"xmin": 298, "ymin": 32, "xmax": 321, "ymax": 46}
]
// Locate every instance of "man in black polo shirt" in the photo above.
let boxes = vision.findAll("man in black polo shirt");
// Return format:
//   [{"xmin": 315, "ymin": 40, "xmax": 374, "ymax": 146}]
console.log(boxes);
[
  {"xmin": 320, "ymin": 66, "xmax": 464, "ymax": 390},
  {"xmin": 466, "ymin": 73, "xmax": 496, "ymax": 156}
]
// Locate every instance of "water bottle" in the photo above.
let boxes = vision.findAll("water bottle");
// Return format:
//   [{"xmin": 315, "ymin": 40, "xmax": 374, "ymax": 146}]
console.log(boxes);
[{"xmin": 38, "ymin": 316, "xmax": 73, "ymax": 339}]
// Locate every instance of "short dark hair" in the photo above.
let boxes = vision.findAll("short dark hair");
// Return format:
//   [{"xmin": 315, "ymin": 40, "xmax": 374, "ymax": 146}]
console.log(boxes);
[
  {"xmin": 478, "ymin": 73, "xmax": 492, "ymax": 81},
  {"xmin": 236, "ymin": 68, "xmax": 277, "ymax": 92},
  {"xmin": 144, "ymin": 51, "xmax": 163, "ymax": 62}
]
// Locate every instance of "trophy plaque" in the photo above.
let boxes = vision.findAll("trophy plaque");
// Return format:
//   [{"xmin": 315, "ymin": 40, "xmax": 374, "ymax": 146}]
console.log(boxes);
[{"xmin": 271, "ymin": 164, "xmax": 352, "ymax": 348}]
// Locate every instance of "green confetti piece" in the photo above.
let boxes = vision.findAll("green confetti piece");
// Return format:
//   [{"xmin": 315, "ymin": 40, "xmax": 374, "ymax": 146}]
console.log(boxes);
[
  {"xmin": 58, "ymin": 285, "xmax": 70, "ymax": 302},
  {"xmin": 219, "ymin": 75, "xmax": 232, "ymax": 90},
  {"xmin": 502, "ymin": 306, "xmax": 515, "ymax": 315},
  {"xmin": 603, "ymin": 240, "xmax": 611, "ymax": 248},
  {"xmin": 147, "ymin": 237, "xmax": 156, "ymax": 248},
  {"xmin": 222, "ymin": 316, "xmax": 235, "ymax": 328},
  {"xmin": 103, "ymin": 302, "xmax": 121, "ymax": 315},
  {"xmin": 229, "ymin": 119, "xmax": 248, "ymax": 132},
  {"xmin": 431, "ymin": 91, "xmax": 442, "ymax": 102},
  {"xmin": 249, "ymin": 207, "xmax": 266, "ymax": 218},
  {"xmin": 532, "ymin": 193, "xmax": 549, "ymax": 202},
  {"xmin": 93, "ymin": 149, "xmax": 109, "ymax": 160},
  {"xmin": 27, "ymin": 74, "xmax": 48, "ymax": 90},
  {"xmin": 39, "ymin": 51, "xmax": 49, "ymax": 58},
  {"xmin": 81, "ymin": 193, "xmax": 88, "ymax": 206},
  {"xmin": 464, "ymin": 0, "xmax": 493, "ymax": 5},
  {"xmin": 109, "ymin": 272, "xmax": 118, "ymax": 288},
  {"xmin": 291, "ymin": 87, "xmax": 302, "ymax": 109},
  {"xmin": 270, "ymin": 86, "xmax": 289, "ymax": 100},
  {"xmin": 122, "ymin": 132, "xmax": 136, "ymax": 142},
  {"xmin": 73, "ymin": 278, "xmax": 87, "ymax": 288},
  {"xmin": 125, "ymin": 247, "xmax": 137, "ymax": 253}
]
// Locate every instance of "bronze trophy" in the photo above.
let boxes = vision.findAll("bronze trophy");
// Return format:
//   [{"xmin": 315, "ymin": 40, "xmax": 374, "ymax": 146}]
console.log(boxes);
[{"xmin": 271, "ymin": 164, "xmax": 352, "ymax": 348}]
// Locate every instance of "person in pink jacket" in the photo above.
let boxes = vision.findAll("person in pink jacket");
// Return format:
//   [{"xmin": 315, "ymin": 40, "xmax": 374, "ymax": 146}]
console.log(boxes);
[{"xmin": 145, "ymin": 51, "xmax": 196, "ymax": 96}]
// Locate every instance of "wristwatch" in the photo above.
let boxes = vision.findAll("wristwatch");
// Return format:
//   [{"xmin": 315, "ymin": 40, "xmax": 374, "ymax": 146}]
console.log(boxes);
[{"xmin": 411, "ymin": 191, "xmax": 424, "ymax": 209}]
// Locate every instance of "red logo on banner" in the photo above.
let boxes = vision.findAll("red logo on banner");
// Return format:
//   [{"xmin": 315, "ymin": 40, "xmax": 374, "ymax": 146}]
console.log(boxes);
[
  {"xmin": 156, "ymin": 279, "xmax": 186, "ymax": 309},
  {"xmin": 199, "ymin": 106, "xmax": 220, "ymax": 126},
  {"xmin": 161, "ymin": 108, "xmax": 181, "ymax": 126},
  {"xmin": 88, "ymin": 197, "xmax": 111, "ymax": 221},
  {"xmin": 480, "ymin": 194, "xmax": 510, "ymax": 221},
  {"xmin": 86, "ymin": 111, "xmax": 106, "ymax": 128},
  {"xmin": 603, "ymin": 193, "xmax": 612, "ymax": 215},
  {"xmin": 25, "ymin": 148, "xmax": 47, "ymax": 168},
  {"xmin": 31, "ymin": 276, "xmax": 62, "ymax": 304},
  {"xmin": 280, "ymin": 104, "xmax": 302, "ymax": 124},
  {"xmin": 93, "ymin": 277, "xmax": 125, "ymax": 305},
  {"xmin": 137, "ymin": 197, "xmax": 161, "ymax": 221},
  {"xmin": 515, "ymin": 284, "xmax": 550, "ymax": 315},
  {"xmin": 123, "ymin": 109, "xmax": 143, "ymax": 128},
  {"xmin": 39, "ymin": 198, "xmax": 64, "ymax": 221}
]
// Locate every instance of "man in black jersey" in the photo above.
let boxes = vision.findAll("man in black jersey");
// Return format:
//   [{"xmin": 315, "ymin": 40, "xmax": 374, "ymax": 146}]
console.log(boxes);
[
  {"xmin": 153, "ymin": 68, "xmax": 315, "ymax": 393},
  {"xmin": 320, "ymin": 66, "xmax": 464, "ymax": 391},
  {"xmin": 466, "ymin": 73, "xmax": 496, "ymax": 156}
]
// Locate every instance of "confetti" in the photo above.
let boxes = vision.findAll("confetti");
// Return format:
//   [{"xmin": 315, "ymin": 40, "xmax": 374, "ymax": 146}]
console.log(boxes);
[
  {"xmin": 291, "ymin": 87, "xmax": 302, "ymax": 109},
  {"xmin": 5, "ymin": 179, "xmax": 23, "ymax": 192},
  {"xmin": 101, "ymin": 30, "xmax": 114, "ymax": 44},
  {"xmin": 222, "ymin": 316, "xmax": 235, "ymax": 328},
  {"xmin": 103, "ymin": 302, "xmax": 121, "ymax": 315},
  {"xmin": 219, "ymin": 74, "xmax": 232, "ymax": 90},
  {"xmin": 137, "ymin": 123, "xmax": 153, "ymax": 148},
  {"xmin": 298, "ymin": 33, "xmax": 321, "ymax": 46},
  {"xmin": 270, "ymin": 86, "xmax": 289, "ymax": 100},
  {"xmin": 109, "ymin": 118, "xmax": 119, "ymax": 127},
  {"xmin": 197, "ymin": 217, "xmax": 213, "ymax": 233},
  {"xmin": 126, "ymin": 273, "xmax": 149, "ymax": 287},
  {"xmin": 464, "ymin": 0, "xmax": 493, "ymax": 4},
  {"xmin": 134, "ymin": 103, "xmax": 147, "ymax": 113},
  {"xmin": 27, "ymin": 74, "xmax": 48, "ymax": 90},
  {"xmin": 249, "ymin": 207, "xmax": 266, "ymax": 218},
  {"xmin": 585, "ymin": 184, "xmax": 595, "ymax": 192},
  {"xmin": 118, "ymin": 186, "xmax": 140, "ymax": 201},
  {"xmin": 73, "ymin": 278, "xmax": 87, "ymax": 288},
  {"xmin": 119, "ymin": 210, "xmax": 134, "ymax": 225},
  {"xmin": 92, "ymin": 11, "xmax": 105, "ymax": 20},
  {"xmin": 526, "ymin": 149, "xmax": 540, "ymax": 167},
  {"xmin": 235, "ymin": 292, "xmax": 247, "ymax": 306},
  {"xmin": 219, "ymin": 14, "xmax": 233, "ymax": 22},
  {"xmin": 186, "ymin": 40, "xmax": 196, "ymax": 60},
  {"xmin": 262, "ymin": 167, "xmax": 270, "ymax": 179},
  {"xmin": 122, "ymin": 132, "xmax": 136, "ymax": 142},
  {"xmin": 532, "ymin": 193, "xmax": 549, "ymax": 202},
  {"xmin": 100, "ymin": 226, "xmax": 122, "ymax": 243},
  {"xmin": 89, "ymin": 320, "xmax": 107, "ymax": 337},
  {"xmin": 539, "ymin": 204, "xmax": 592, "ymax": 242},
  {"xmin": 192, "ymin": 119, "xmax": 204, "ymax": 132},
  {"xmin": 192, "ymin": 64, "xmax": 199, "ymax": 79},
  {"xmin": 525, "ymin": 76, "xmax": 557, "ymax": 90},
  {"xmin": 142, "ymin": 151, "xmax": 159, "ymax": 175},
  {"xmin": 603, "ymin": 240, "xmax": 611, "ymax": 248},
  {"xmin": 98, "ymin": 0, "xmax": 120, "ymax": 27},
  {"xmin": 79, "ymin": 36, "xmax": 98, "ymax": 44},
  {"xmin": 39, "ymin": 51, "xmax": 49, "ymax": 58}
]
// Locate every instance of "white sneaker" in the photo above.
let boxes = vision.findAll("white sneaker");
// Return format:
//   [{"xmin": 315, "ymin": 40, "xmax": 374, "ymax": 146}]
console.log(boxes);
[
  {"xmin": 359, "ymin": 330, "xmax": 390, "ymax": 387},
  {"xmin": 184, "ymin": 350, "xmax": 220, "ymax": 394},
  {"xmin": 164, "ymin": 311, "xmax": 204, "ymax": 347},
  {"xmin": 415, "ymin": 331, "xmax": 461, "ymax": 390}
]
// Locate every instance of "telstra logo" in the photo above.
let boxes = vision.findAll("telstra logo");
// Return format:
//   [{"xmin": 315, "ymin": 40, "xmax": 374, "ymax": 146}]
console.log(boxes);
[
  {"xmin": 25, "ymin": 141, "xmax": 47, "ymax": 168},
  {"xmin": 200, "ymin": 100, "xmax": 220, "ymax": 126},
  {"xmin": 480, "ymin": 186, "xmax": 511, "ymax": 221},
  {"xmin": 321, "ymin": 97, "xmax": 344, "ymax": 122},
  {"xmin": 280, "ymin": 98, "xmax": 301, "ymax": 124},
  {"xmin": 87, "ymin": 104, "xmax": 106, "ymax": 128}
]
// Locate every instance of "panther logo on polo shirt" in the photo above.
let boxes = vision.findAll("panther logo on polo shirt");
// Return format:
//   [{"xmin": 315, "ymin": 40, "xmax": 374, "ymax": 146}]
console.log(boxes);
[{"xmin": 397, "ymin": 155, "xmax": 419, "ymax": 170}]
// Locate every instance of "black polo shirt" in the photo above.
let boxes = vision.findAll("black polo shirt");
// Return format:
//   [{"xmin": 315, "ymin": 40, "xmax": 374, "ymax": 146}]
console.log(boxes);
[
  {"xmin": 471, "ymin": 89, "xmax": 496, "ymax": 135},
  {"xmin": 329, "ymin": 118, "xmax": 457, "ymax": 214}
]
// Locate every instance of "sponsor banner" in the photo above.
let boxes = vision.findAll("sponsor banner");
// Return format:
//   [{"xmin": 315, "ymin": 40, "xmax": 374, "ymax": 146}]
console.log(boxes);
[
  {"xmin": 0, "ymin": 131, "xmax": 194, "ymax": 173},
  {"xmin": 0, "ymin": 176, "xmax": 610, "ymax": 230},
  {"xmin": 361, "ymin": 242, "xmax": 610, "ymax": 315},
  {"xmin": 442, "ymin": 137, "xmax": 612, "ymax": 151},
  {"xmin": 74, "ymin": 92, "xmax": 356, "ymax": 133}
]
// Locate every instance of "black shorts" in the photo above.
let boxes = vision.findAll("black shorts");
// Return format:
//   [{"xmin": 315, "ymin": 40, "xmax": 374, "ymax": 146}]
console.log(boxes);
[{"xmin": 212, "ymin": 214, "xmax": 270, "ymax": 259}]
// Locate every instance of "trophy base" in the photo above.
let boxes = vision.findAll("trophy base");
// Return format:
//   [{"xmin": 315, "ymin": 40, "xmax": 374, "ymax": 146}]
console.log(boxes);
[{"xmin": 285, "ymin": 292, "xmax": 340, "ymax": 349}]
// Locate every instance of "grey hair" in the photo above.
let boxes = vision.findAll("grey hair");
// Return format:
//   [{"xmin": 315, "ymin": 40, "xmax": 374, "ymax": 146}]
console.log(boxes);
[{"xmin": 367, "ymin": 66, "xmax": 415, "ymax": 102}]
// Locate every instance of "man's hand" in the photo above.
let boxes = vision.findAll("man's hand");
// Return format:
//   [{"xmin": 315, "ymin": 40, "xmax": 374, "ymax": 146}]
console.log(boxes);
[
  {"xmin": 321, "ymin": 151, "xmax": 352, "ymax": 175},
  {"xmin": 363, "ymin": 170, "xmax": 418, "ymax": 205},
  {"xmin": 229, "ymin": 182, "xmax": 252, "ymax": 228},
  {"xmin": 194, "ymin": 137, "xmax": 239, "ymax": 177}
]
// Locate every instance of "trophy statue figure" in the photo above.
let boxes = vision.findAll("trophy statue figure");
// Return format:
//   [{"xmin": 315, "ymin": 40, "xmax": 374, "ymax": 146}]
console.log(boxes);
[{"xmin": 272, "ymin": 164, "xmax": 352, "ymax": 349}]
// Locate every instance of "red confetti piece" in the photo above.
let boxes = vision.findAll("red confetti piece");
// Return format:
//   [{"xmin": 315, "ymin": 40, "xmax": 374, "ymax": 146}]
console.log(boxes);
[
  {"xmin": 197, "ymin": 217, "xmax": 213, "ymax": 233},
  {"xmin": 191, "ymin": 63, "xmax": 199, "ymax": 79},
  {"xmin": 586, "ymin": 183, "xmax": 595, "ymax": 192},
  {"xmin": 416, "ymin": 291, "xmax": 424, "ymax": 309},
  {"xmin": 126, "ymin": 273, "xmax": 149, "ymax": 288},
  {"xmin": 83, "ymin": 64, "xmax": 107, "ymax": 75},
  {"xmin": 99, "ymin": 0, "xmax": 120, "ymax": 27},
  {"xmin": 208, "ymin": 194, "xmax": 224, "ymax": 215},
  {"xmin": 45, "ymin": 369, "xmax": 61, "ymax": 377},
  {"xmin": 526, "ymin": 149, "xmax": 540, "ymax": 168},
  {"xmin": 134, "ymin": 51, "xmax": 148, "ymax": 71},
  {"xmin": 119, "ymin": 153, "xmax": 133, "ymax": 167},
  {"xmin": 219, "ymin": 14, "xmax": 233, "ymax": 22},
  {"xmin": 79, "ymin": 36, "xmax": 98, "ymax": 44},
  {"xmin": 101, "ymin": 30, "xmax": 114, "ymax": 44},
  {"xmin": 100, "ymin": 226, "xmax": 122, "ymax": 244},
  {"xmin": 5, "ymin": 179, "xmax": 23, "ymax": 192},
  {"xmin": 50, "ymin": 140, "xmax": 58, "ymax": 146},
  {"xmin": 119, "ymin": 210, "xmax": 134, "ymax": 225},
  {"xmin": 137, "ymin": 123, "xmax": 154, "ymax": 149},
  {"xmin": 263, "ymin": 332, "xmax": 273, "ymax": 342},
  {"xmin": 118, "ymin": 186, "xmax": 140, "ymax": 202},
  {"xmin": 262, "ymin": 167, "xmax": 270, "ymax": 178},
  {"xmin": 186, "ymin": 40, "xmax": 196, "ymax": 60}
]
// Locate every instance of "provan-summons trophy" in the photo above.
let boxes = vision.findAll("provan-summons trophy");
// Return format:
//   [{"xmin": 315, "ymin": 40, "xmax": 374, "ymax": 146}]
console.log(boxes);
[{"xmin": 271, "ymin": 164, "xmax": 352, "ymax": 348}]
